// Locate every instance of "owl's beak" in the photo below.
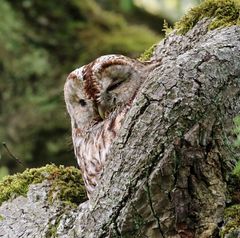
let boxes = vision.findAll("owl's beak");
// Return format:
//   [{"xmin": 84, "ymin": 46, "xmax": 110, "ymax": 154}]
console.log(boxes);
[{"xmin": 97, "ymin": 105, "xmax": 106, "ymax": 120}]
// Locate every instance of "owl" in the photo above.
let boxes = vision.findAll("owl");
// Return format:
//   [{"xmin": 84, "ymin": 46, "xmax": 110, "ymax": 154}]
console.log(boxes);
[{"xmin": 64, "ymin": 54, "xmax": 152, "ymax": 198}]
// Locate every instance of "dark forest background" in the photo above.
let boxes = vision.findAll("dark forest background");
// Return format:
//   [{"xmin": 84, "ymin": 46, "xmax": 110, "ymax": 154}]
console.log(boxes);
[{"xmin": 2, "ymin": 0, "xmax": 224, "ymax": 179}]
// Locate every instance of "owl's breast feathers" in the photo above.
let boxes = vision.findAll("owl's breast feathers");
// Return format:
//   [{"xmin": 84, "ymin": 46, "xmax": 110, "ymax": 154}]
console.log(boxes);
[{"xmin": 75, "ymin": 107, "xmax": 128, "ymax": 196}]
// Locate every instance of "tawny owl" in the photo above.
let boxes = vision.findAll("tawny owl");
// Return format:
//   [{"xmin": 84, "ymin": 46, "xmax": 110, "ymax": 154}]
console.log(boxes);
[{"xmin": 64, "ymin": 54, "xmax": 153, "ymax": 198}]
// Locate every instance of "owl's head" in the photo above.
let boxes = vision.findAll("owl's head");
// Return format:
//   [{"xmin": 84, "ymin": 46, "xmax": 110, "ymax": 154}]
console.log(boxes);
[{"xmin": 64, "ymin": 55, "xmax": 147, "ymax": 131}]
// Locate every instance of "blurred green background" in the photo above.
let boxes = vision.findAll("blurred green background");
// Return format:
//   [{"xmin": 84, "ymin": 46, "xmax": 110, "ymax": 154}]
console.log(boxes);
[{"xmin": 0, "ymin": 0, "xmax": 201, "ymax": 179}]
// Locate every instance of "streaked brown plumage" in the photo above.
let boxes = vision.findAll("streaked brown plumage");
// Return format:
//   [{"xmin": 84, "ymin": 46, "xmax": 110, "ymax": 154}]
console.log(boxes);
[{"xmin": 64, "ymin": 54, "xmax": 151, "ymax": 198}]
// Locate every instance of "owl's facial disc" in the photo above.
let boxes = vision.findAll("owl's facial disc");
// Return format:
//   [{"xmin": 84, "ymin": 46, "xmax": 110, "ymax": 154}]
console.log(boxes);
[{"xmin": 94, "ymin": 77, "xmax": 135, "ymax": 120}]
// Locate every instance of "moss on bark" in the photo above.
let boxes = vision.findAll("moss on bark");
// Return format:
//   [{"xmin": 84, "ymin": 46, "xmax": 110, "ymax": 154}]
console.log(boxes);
[
  {"xmin": 0, "ymin": 164, "xmax": 87, "ymax": 206},
  {"xmin": 175, "ymin": 0, "xmax": 240, "ymax": 34}
]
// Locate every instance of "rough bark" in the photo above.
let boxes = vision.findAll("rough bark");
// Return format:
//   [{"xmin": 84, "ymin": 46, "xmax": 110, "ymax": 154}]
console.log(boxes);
[{"xmin": 0, "ymin": 19, "xmax": 240, "ymax": 238}]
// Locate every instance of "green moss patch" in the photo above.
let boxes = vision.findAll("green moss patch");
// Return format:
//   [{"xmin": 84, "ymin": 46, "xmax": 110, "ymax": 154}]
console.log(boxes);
[
  {"xmin": 233, "ymin": 160, "xmax": 240, "ymax": 177},
  {"xmin": 221, "ymin": 205, "xmax": 240, "ymax": 237},
  {"xmin": 138, "ymin": 44, "xmax": 157, "ymax": 62},
  {"xmin": 0, "ymin": 164, "xmax": 87, "ymax": 206},
  {"xmin": 175, "ymin": 0, "xmax": 240, "ymax": 34}
]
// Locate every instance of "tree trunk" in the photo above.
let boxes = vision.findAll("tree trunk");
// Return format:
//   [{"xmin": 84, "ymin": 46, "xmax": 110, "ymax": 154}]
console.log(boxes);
[{"xmin": 0, "ymin": 19, "xmax": 240, "ymax": 238}]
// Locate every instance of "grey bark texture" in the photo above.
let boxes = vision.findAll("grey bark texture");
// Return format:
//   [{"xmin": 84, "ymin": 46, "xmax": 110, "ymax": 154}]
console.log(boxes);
[{"xmin": 0, "ymin": 19, "xmax": 240, "ymax": 238}]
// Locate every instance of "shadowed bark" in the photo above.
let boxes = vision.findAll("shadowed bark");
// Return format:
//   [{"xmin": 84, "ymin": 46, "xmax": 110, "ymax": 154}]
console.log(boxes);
[{"xmin": 0, "ymin": 19, "xmax": 239, "ymax": 238}]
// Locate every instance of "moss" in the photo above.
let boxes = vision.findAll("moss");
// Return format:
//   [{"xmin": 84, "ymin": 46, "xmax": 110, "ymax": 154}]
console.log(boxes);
[
  {"xmin": 232, "ymin": 115, "xmax": 240, "ymax": 177},
  {"xmin": 133, "ymin": 211, "xmax": 145, "ymax": 233},
  {"xmin": 0, "ymin": 164, "xmax": 87, "ymax": 206},
  {"xmin": 221, "ymin": 158, "xmax": 240, "ymax": 237},
  {"xmin": 234, "ymin": 115, "xmax": 240, "ymax": 147},
  {"xmin": 162, "ymin": 19, "xmax": 173, "ymax": 35},
  {"xmin": 233, "ymin": 160, "xmax": 240, "ymax": 177},
  {"xmin": 138, "ymin": 44, "xmax": 157, "ymax": 62},
  {"xmin": 46, "ymin": 215, "xmax": 62, "ymax": 238},
  {"xmin": 175, "ymin": 0, "xmax": 240, "ymax": 34},
  {"xmin": 221, "ymin": 205, "xmax": 240, "ymax": 237},
  {"xmin": 0, "ymin": 214, "xmax": 4, "ymax": 221},
  {"xmin": 46, "ymin": 226, "xmax": 57, "ymax": 238}
]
